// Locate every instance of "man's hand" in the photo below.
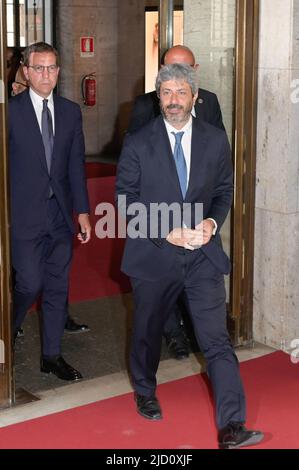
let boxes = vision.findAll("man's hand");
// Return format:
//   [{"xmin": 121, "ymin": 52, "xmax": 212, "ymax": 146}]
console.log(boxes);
[
  {"xmin": 194, "ymin": 219, "xmax": 215, "ymax": 246},
  {"xmin": 166, "ymin": 227, "xmax": 204, "ymax": 250},
  {"xmin": 77, "ymin": 213, "xmax": 91, "ymax": 244}
]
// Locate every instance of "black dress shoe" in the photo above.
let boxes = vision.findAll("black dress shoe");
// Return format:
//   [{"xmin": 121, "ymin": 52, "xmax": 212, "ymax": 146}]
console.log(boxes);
[
  {"xmin": 13, "ymin": 327, "xmax": 24, "ymax": 345},
  {"xmin": 16, "ymin": 327, "xmax": 24, "ymax": 338},
  {"xmin": 40, "ymin": 356, "xmax": 83, "ymax": 381},
  {"xmin": 13, "ymin": 327, "xmax": 24, "ymax": 342},
  {"xmin": 167, "ymin": 336, "xmax": 189, "ymax": 360},
  {"xmin": 135, "ymin": 393, "xmax": 162, "ymax": 420},
  {"xmin": 218, "ymin": 422, "xmax": 264, "ymax": 449},
  {"xmin": 64, "ymin": 316, "xmax": 89, "ymax": 333}
]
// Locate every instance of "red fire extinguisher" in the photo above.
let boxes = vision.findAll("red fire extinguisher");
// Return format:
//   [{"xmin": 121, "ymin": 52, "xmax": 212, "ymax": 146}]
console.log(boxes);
[{"xmin": 81, "ymin": 73, "xmax": 96, "ymax": 106}]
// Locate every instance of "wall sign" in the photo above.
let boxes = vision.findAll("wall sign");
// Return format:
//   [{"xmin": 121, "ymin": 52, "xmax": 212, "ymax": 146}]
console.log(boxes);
[{"xmin": 80, "ymin": 37, "xmax": 94, "ymax": 58}]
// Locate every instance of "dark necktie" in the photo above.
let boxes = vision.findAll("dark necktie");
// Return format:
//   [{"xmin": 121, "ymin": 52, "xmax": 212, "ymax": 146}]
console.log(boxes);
[
  {"xmin": 171, "ymin": 131, "xmax": 187, "ymax": 199},
  {"xmin": 41, "ymin": 98, "xmax": 54, "ymax": 174}
]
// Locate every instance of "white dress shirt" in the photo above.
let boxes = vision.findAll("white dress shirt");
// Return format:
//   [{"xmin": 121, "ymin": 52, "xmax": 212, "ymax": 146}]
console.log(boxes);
[
  {"xmin": 29, "ymin": 88, "xmax": 55, "ymax": 135},
  {"xmin": 164, "ymin": 116, "xmax": 217, "ymax": 235},
  {"xmin": 164, "ymin": 116, "xmax": 193, "ymax": 187}
]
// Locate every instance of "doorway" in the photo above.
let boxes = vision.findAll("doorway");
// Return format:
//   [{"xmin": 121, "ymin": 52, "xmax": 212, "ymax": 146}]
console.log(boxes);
[
  {"xmin": 0, "ymin": 0, "xmax": 259, "ymax": 407},
  {"xmin": 184, "ymin": 0, "xmax": 259, "ymax": 345}
]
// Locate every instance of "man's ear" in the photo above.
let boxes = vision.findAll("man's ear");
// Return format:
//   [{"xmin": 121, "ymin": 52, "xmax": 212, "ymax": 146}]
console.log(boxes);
[
  {"xmin": 193, "ymin": 91, "xmax": 198, "ymax": 105},
  {"xmin": 11, "ymin": 82, "xmax": 17, "ymax": 96},
  {"xmin": 193, "ymin": 64, "xmax": 199, "ymax": 71},
  {"xmin": 22, "ymin": 66, "xmax": 29, "ymax": 81}
]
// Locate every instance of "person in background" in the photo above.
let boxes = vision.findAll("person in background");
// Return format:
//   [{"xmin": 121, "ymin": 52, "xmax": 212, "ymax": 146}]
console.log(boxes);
[
  {"xmin": 128, "ymin": 44, "xmax": 225, "ymax": 361},
  {"xmin": 9, "ymin": 42, "xmax": 91, "ymax": 381},
  {"xmin": 117, "ymin": 63, "xmax": 264, "ymax": 449},
  {"xmin": 11, "ymin": 66, "xmax": 29, "ymax": 96},
  {"xmin": 7, "ymin": 46, "xmax": 23, "ymax": 97}
]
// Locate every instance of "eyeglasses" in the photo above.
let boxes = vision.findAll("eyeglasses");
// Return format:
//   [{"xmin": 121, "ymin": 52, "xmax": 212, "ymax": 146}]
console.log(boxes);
[{"xmin": 27, "ymin": 64, "xmax": 58, "ymax": 74}]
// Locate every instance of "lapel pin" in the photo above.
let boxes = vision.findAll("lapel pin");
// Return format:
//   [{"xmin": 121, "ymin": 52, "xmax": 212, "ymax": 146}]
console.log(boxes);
[{"xmin": 198, "ymin": 98, "xmax": 204, "ymax": 104}]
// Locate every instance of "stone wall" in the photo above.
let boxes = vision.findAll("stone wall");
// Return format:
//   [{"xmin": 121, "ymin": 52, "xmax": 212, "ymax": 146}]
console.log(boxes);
[
  {"xmin": 254, "ymin": 0, "xmax": 299, "ymax": 350},
  {"xmin": 56, "ymin": 0, "xmax": 145, "ymax": 156}
]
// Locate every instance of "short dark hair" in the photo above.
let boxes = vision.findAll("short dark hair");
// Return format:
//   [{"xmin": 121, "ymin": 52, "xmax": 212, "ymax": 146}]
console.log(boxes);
[{"xmin": 23, "ymin": 42, "xmax": 59, "ymax": 66}]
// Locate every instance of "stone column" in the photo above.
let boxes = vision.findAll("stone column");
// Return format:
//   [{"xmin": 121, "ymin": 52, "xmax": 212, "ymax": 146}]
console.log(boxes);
[
  {"xmin": 56, "ymin": 0, "xmax": 118, "ymax": 155},
  {"xmin": 254, "ymin": 0, "xmax": 299, "ymax": 349},
  {"xmin": 117, "ymin": 0, "xmax": 145, "ymax": 145},
  {"xmin": 56, "ymin": 0, "xmax": 147, "ymax": 156}
]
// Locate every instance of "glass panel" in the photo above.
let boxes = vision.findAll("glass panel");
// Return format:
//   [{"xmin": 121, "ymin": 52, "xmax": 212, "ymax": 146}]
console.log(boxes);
[
  {"xmin": 145, "ymin": 9, "xmax": 184, "ymax": 93},
  {"xmin": 7, "ymin": 32, "xmax": 15, "ymax": 48},
  {"xmin": 27, "ymin": 0, "xmax": 44, "ymax": 44},
  {"xmin": 44, "ymin": 0, "xmax": 53, "ymax": 44},
  {"xmin": 173, "ymin": 10, "xmax": 184, "ymax": 45},
  {"xmin": 145, "ymin": 11, "xmax": 159, "ymax": 93},
  {"xmin": 184, "ymin": 0, "xmax": 236, "ymax": 301},
  {"xmin": 19, "ymin": 0, "xmax": 27, "ymax": 47},
  {"xmin": 6, "ymin": 0, "xmax": 52, "ymax": 47},
  {"xmin": 6, "ymin": 3, "xmax": 15, "ymax": 46}
]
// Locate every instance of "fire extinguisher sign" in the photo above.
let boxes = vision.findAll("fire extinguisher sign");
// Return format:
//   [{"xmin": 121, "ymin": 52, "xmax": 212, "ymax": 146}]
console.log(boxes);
[{"xmin": 80, "ymin": 37, "xmax": 94, "ymax": 58}]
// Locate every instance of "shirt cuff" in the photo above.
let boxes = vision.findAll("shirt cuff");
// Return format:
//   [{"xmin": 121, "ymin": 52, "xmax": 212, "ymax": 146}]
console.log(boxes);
[{"xmin": 207, "ymin": 218, "xmax": 217, "ymax": 236}]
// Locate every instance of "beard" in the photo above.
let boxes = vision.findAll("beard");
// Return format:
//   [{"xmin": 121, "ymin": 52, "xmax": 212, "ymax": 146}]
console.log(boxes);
[{"xmin": 160, "ymin": 102, "xmax": 193, "ymax": 126}]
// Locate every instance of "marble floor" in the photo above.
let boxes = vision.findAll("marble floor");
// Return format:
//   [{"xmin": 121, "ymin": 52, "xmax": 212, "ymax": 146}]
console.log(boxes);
[{"xmin": 0, "ymin": 294, "xmax": 276, "ymax": 428}]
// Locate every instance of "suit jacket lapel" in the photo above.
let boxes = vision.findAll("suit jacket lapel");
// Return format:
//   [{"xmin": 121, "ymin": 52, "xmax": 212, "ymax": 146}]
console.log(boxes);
[
  {"xmin": 185, "ymin": 118, "xmax": 208, "ymax": 201},
  {"xmin": 149, "ymin": 116, "xmax": 183, "ymax": 200},
  {"xmin": 20, "ymin": 90, "xmax": 49, "ymax": 174},
  {"xmin": 52, "ymin": 95, "xmax": 62, "ymax": 174}
]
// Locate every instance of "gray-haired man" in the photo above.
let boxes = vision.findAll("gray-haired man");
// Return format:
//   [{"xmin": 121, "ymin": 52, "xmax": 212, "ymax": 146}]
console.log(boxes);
[{"xmin": 116, "ymin": 64, "xmax": 264, "ymax": 449}]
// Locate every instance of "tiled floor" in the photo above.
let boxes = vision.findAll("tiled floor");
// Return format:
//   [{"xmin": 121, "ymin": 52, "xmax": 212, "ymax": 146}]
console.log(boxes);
[{"xmin": 0, "ymin": 294, "xmax": 276, "ymax": 428}]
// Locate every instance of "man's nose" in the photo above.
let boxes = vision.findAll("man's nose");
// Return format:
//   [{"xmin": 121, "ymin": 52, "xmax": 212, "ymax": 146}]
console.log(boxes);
[
  {"xmin": 169, "ymin": 93, "xmax": 179, "ymax": 104},
  {"xmin": 42, "ymin": 67, "xmax": 50, "ymax": 77}
]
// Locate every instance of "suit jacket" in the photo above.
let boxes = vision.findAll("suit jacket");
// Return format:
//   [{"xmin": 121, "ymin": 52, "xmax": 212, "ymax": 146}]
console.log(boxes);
[
  {"xmin": 116, "ymin": 115, "xmax": 233, "ymax": 281},
  {"xmin": 8, "ymin": 90, "xmax": 90, "ymax": 239},
  {"xmin": 128, "ymin": 88, "xmax": 225, "ymax": 133}
]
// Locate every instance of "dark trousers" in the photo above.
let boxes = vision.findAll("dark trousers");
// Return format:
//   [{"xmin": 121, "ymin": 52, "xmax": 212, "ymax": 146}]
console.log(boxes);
[
  {"xmin": 12, "ymin": 197, "xmax": 73, "ymax": 356},
  {"xmin": 130, "ymin": 248, "xmax": 246, "ymax": 429}
]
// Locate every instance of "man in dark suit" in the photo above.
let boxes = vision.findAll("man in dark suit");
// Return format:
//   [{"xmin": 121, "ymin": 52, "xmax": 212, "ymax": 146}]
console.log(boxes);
[
  {"xmin": 9, "ymin": 42, "xmax": 91, "ymax": 381},
  {"xmin": 116, "ymin": 63, "xmax": 264, "ymax": 449},
  {"xmin": 10, "ymin": 66, "xmax": 89, "ymax": 338},
  {"xmin": 128, "ymin": 45, "xmax": 225, "ymax": 361}
]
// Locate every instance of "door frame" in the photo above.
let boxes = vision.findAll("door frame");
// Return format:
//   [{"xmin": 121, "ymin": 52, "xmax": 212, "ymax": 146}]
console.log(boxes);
[
  {"xmin": 230, "ymin": 0, "xmax": 259, "ymax": 345},
  {"xmin": 0, "ymin": 0, "xmax": 260, "ymax": 406},
  {"xmin": 0, "ymin": 0, "xmax": 14, "ymax": 408}
]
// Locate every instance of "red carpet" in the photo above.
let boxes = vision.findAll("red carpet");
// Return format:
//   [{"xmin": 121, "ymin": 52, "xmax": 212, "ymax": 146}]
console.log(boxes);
[
  {"xmin": 69, "ymin": 175, "xmax": 131, "ymax": 302},
  {"xmin": 0, "ymin": 351, "xmax": 298, "ymax": 449},
  {"xmin": 85, "ymin": 162, "xmax": 116, "ymax": 179}
]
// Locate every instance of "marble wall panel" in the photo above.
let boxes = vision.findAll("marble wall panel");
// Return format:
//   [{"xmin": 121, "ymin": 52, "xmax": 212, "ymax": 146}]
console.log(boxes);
[
  {"xmin": 253, "ymin": 208, "xmax": 288, "ymax": 348},
  {"xmin": 259, "ymin": 0, "xmax": 292, "ymax": 70},
  {"xmin": 255, "ymin": 69, "xmax": 297, "ymax": 213}
]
